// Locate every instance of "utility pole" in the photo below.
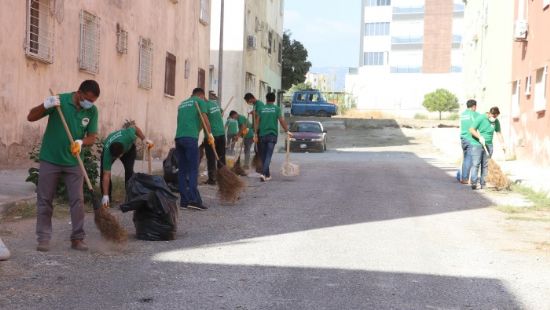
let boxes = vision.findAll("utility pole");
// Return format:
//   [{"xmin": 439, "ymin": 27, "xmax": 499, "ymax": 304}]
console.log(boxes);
[{"xmin": 217, "ymin": 0, "xmax": 224, "ymax": 104}]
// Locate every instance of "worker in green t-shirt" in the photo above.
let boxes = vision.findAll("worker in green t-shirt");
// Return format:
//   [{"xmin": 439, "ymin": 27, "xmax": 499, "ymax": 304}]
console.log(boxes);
[
  {"xmin": 225, "ymin": 115, "xmax": 239, "ymax": 155},
  {"xmin": 202, "ymin": 93, "xmax": 226, "ymax": 185},
  {"xmin": 458, "ymin": 99, "xmax": 479, "ymax": 184},
  {"xmin": 100, "ymin": 124, "xmax": 152, "ymax": 207},
  {"xmin": 26, "ymin": 80, "xmax": 100, "ymax": 252},
  {"xmin": 175, "ymin": 88, "xmax": 212, "ymax": 210},
  {"xmin": 228, "ymin": 111, "xmax": 254, "ymax": 169},
  {"xmin": 469, "ymin": 106, "xmax": 506, "ymax": 190},
  {"xmin": 244, "ymin": 93, "xmax": 265, "ymax": 173},
  {"xmin": 254, "ymin": 92, "xmax": 291, "ymax": 182}
]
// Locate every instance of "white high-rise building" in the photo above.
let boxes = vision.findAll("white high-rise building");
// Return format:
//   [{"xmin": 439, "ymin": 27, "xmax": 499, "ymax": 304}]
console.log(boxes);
[{"xmin": 346, "ymin": 0, "xmax": 465, "ymax": 118}]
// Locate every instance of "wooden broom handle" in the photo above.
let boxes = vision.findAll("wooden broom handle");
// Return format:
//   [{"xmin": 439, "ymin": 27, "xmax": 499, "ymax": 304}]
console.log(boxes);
[
  {"xmin": 195, "ymin": 102, "xmax": 220, "ymax": 161},
  {"xmin": 221, "ymin": 96, "xmax": 234, "ymax": 116},
  {"xmin": 147, "ymin": 146, "xmax": 152, "ymax": 174},
  {"xmin": 49, "ymin": 89, "xmax": 94, "ymax": 191}
]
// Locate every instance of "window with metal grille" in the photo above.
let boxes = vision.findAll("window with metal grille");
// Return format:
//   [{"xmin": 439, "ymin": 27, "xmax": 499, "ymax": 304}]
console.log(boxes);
[
  {"xmin": 138, "ymin": 37, "xmax": 153, "ymax": 89},
  {"xmin": 198, "ymin": 68, "xmax": 206, "ymax": 90},
  {"xmin": 268, "ymin": 31, "xmax": 273, "ymax": 54},
  {"xmin": 199, "ymin": 0, "xmax": 209, "ymax": 25},
  {"xmin": 79, "ymin": 10, "xmax": 100, "ymax": 74},
  {"xmin": 25, "ymin": 0, "xmax": 55, "ymax": 63},
  {"xmin": 245, "ymin": 73, "xmax": 256, "ymax": 93},
  {"xmin": 278, "ymin": 41, "xmax": 282, "ymax": 64},
  {"xmin": 164, "ymin": 52, "xmax": 176, "ymax": 96},
  {"xmin": 116, "ymin": 23, "xmax": 128, "ymax": 54}
]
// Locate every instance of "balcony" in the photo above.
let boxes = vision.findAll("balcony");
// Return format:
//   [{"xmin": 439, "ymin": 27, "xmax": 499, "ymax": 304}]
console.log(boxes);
[
  {"xmin": 454, "ymin": 3, "xmax": 465, "ymax": 14},
  {"xmin": 390, "ymin": 66, "xmax": 422, "ymax": 73},
  {"xmin": 392, "ymin": 6, "xmax": 424, "ymax": 19},
  {"xmin": 452, "ymin": 35, "xmax": 462, "ymax": 47},
  {"xmin": 391, "ymin": 36, "xmax": 423, "ymax": 49}
]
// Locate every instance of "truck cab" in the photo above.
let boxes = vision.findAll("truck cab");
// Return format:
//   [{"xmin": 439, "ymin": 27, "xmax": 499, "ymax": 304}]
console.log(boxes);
[{"xmin": 290, "ymin": 90, "xmax": 338, "ymax": 117}]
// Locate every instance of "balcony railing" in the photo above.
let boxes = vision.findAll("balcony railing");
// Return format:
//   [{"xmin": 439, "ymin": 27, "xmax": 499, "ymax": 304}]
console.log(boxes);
[
  {"xmin": 390, "ymin": 66, "xmax": 422, "ymax": 73},
  {"xmin": 392, "ymin": 6, "xmax": 424, "ymax": 15},
  {"xmin": 391, "ymin": 36, "xmax": 424, "ymax": 45}
]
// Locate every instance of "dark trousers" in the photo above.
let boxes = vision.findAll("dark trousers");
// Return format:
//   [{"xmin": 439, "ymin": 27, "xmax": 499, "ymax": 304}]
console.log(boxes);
[
  {"xmin": 175, "ymin": 137, "xmax": 202, "ymax": 206},
  {"xmin": 260, "ymin": 134, "xmax": 277, "ymax": 178},
  {"xmin": 100, "ymin": 143, "xmax": 137, "ymax": 198},
  {"xmin": 203, "ymin": 135, "xmax": 226, "ymax": 182}
]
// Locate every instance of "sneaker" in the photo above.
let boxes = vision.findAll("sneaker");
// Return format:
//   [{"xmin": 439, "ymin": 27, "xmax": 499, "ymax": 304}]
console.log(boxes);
[
  {"xmin": 260, "ymin": 175, "xmax": 266, "ymax": 182},
  {"xmin": 0, "ymin": 238, "xmax": 10, "ymax": 260},
  {"xmin": 70, "ymin": 240, "xmax": 88, "ymax": 251},
  {"xmin": 36, "ymin": 241, "xmax": 50, "ymax": 252},
  {"xmin": 265, "ymin": 176, "xmax": 272, "ymax": 181},
  {"xmin": 188, "ymin": 203, "xmax": 208, "ymax": 211}
]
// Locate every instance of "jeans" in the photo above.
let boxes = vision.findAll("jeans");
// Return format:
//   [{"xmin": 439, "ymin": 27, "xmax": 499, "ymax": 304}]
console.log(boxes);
[
  {"xmin": 260, "ymin": 134, "xmax": 277, "ymax": 177},
  {"xmin": 243, "ymin": 137, "xmax": 253, "ymax": 167},
  {"xmin": 470, "ymin": 144, "xmax": 493, "ymax": 187},
  {"xmin": 460, "ymin": 138, "xmax": 473, "ymax": 182},
  {"xmin": 175, "ymin": 137, "xmax": 202, "ymax": 206},
  {"xmin": 203, "ymin": 135, "xmax": 226, "ymax": 182},
  {"xmin": 100, "ymin": 143, "xmax": 136, "ymax": 198}
]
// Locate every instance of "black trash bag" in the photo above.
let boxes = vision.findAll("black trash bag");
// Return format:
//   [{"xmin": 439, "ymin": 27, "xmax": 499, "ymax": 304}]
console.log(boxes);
[
  {"xmin": 163, "ymin": 148, "xmax": 179, "ymax": 193},
  {"xmin": 120, "ymin": 173, "xmax": 178, "ymax": 241}
]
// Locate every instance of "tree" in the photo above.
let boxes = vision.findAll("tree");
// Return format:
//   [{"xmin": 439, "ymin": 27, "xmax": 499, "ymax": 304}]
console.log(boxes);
[
  {"xmin": 288, "ymin": 82, "xmax": 312, "ymax": 93},
  {"xmin": 422, "ymin": 89, "xmax": 459, "ymax": 120},
  {"xmin": 282, "ymin": 31, "xmax": 312, "ymax": 91}
]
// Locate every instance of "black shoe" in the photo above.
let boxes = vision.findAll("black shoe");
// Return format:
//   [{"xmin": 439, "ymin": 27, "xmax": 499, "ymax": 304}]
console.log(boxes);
[
  {"xmin": 188, "ymin": 203, "xmax": 208, "ymax": 211},
  {"xmin": 471, "ymin": 184, "xmax": 478, "ymax": 190}
]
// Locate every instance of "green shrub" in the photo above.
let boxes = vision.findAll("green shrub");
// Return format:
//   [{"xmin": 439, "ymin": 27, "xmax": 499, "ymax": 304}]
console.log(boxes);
[
  {"xmin": 414, "ymin": 113, "xmax": 428, "ymax": 120},
  {"xmin": 26, "ymin": 142, "xmax": 103, "ymax": 203}
]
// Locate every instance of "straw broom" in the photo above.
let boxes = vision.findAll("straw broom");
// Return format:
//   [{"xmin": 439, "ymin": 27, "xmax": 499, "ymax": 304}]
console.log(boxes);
[
  {"xmin": 231, "ymin": 140, "xmax": 247, "ymax": 176},
  {"xmin": 483, "ymin": 144, "xmax": 511, "ymax": 190},
  {"xmin": 195, "ymin": 102, "xmax": 245, "ymax": 203},
  {"xmin": 50, "ymin": 89, "xmax": 127, "ymax": 243},
  {"xmin": 281, "ymin": 134, "xmax": 300, "ymax": 177}
]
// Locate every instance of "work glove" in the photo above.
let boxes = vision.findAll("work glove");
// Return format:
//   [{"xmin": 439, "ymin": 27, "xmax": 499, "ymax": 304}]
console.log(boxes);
[
  {"xmin": 71, "ymin": 140, "xmax": 83, "ymax": 157},
  {"xmin": 242, "ymin": 128, "xmax": 249, "ymax": 136},
  {"xmin": 144, "ymin": 139, "xmax": 154, "ymax": 149},
  {"xmin": 478, "ymin": 136, "xmax": 486, "ymax": 145},
  {"xmin": 101, "ymin": 195, "xmax": 109, "ymax": 208},
  {"xmin": 43, "ymin": 96, "xmax": 60, "ymax": 109},
  {"xmin": 207, "ymin": 133, "xmax": 215, "ymax": 146}
]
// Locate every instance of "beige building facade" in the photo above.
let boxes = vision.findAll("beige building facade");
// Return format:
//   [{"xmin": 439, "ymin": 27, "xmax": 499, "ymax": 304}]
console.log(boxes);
[
  {"xmin": 0, "ymin": 0, "xmax": 211, "ymax": 164},
  {"xmin": 209, "ymin": 0, "xmax": 284, "ymax": 115}
]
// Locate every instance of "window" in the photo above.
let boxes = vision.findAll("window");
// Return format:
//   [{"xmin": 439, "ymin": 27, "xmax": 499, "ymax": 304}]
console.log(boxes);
[
  {"xmin": 366, "ymin": 0, "xmax": 391, "ymax": 6},
  {"xmin": 25, "ymin": 0, "xmax": 54, "ymax": 63},
  {"xmin": 363, "ymin": 52, "xmax": 385, "ymax": 66},
  {"xmin": 525, "ymin": 75, "xmax": 531, "ymax": 96},
  {"xmin": 534, "ymin": 66, "xmax": 548, "ymax": 112},
  {"xmin": 309, "ymin": 94, "xmax": 320, "ymax": 102},
  {"xmin": 295, "ymin": 94, "xmax": 305, "ymax": 102},
  {"xmin": 184, "ymin": 59, "xmax": 190, "ymax": 79},
  {"xmin": 116, "ymin": 23, "xmax": 128, "ymax": 54},
  {"xmin": 198, "ymin": 68, "xmax": 206, "ymax": 90},
  {"xmin": 278, "ymin": 41, "xmax": 283, "ymax": 64},
  {"xmin": 511, "ymin": 80, "xmax": 520, "ymax": 118},
  {"xmin": 138, "ymin": 37, "xmax": 153, "ymax": 89},
  {"xmin": 365, "ymin": 22, "xmax": 390, "ymax": 36},
  {"xmin": 164, "ymin": 52, "xmax": 176, "ymax": 96},
  {"xmin": 268, "ymin": 31, "xmax": 273, "ymax": 54},
  {"xmin": 259, "ymin": 81, "xmax": 268, "ymax": 99},
  {"xmin": 245, "ymin": 72, "xmax": 256, "ymax": 93},
  {"xmin": 199, "ymin": 0, "xmax": 209, "ymax": 25},
  {"xmin": 79, "ymin": 10, "xmax": 100, "ymax": 74}
]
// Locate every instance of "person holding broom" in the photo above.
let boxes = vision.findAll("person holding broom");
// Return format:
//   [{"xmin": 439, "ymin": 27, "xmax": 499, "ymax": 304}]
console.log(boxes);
[
  {"xmin": 26, "ymin": 80, "xmax": 101, "ymax": 252},
  {"xmin": 202, "ymin": 93, "xmax": 226, "ymax": 185},
  {"xmin": 459, "ymin": 99, "xmax": 479, "ymax": 184},
  {"xmin": 254, "ymin": 92, "xmax": 291, "ymax": 182},
  {"xmin": 244, "ymin": 93, "xmax": 265, "ymax": 173},
  {"xmin": 228, "ymin": 110, "xmax": 254, "ymax": 169},
  {"xmin": 175, "ymin": 88, "xmax": 213, "ymax": 210},
  {"xmin": 469, "ymin": 106, "xmax": 506, "ymax": 190},
  {"xmin": 225, "ymin": 113, "xmax": 239, "ymax": 156},
  {"xmin": 100, "ymin": 123, "xmax": 153, "ymax": 208}
]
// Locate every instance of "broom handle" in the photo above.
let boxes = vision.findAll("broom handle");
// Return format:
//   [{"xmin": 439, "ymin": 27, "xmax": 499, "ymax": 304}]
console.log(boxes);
[
  {"xmin": 286, "ymin": 134, "xmax": 290, "ymax": 161},
  {"xmin": 195, "ymin": 102, "xmax": 221, "ymax": 161},
  {"xmin": 482, "ymin": 144, "xmax": 490, "ymax": 156},
  {"xmin": 147, "ymin": 146, "xmax": 152, "ymax": 174},
  {"xmin": 50, "ymin": 89, "xmax": 94, "ymax": 191},
  {"xmin": 221, "ymin": 96, "xmax": 234, "ymax": 116}
]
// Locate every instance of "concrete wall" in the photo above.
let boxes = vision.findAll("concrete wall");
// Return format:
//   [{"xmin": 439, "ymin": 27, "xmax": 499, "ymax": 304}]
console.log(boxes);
[
  {"xmin": 0, "ymin": 0, "xmax": 211, "ymax": 165},
  {"xmin": 511, "ymin": 0, "xmax": 550, "ymax": 165},
  {"xmin": 423, "ymin": 0, "xmax": 453, "ymax": 73}
]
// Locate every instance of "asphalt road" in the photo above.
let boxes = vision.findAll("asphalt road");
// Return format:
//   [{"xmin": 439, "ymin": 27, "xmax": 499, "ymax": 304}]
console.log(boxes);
[{"xmin": 1, "ymin": 128, "xmax": 549, "ymax": 309}]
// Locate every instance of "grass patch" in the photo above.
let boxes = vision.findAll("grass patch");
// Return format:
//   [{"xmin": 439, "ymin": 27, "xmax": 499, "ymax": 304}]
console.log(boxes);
[
  {"xmin": 1, "ymin": 199, "xmax": 95, "ymax": 223},
  {"xmin": 495, "ymin": 205, "xmax": 531, "ymax": 214},
  {"xmin": 506, "ymin": 216, "xmax": 550, "ymax": 223},
  {"xmin": 511, "ymin": 183, "xmax": 550, "ymax": 211}
]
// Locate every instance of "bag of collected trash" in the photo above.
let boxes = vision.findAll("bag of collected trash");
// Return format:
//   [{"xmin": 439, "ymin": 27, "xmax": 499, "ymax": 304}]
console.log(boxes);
[
  {"xmin": 119, "ymin": 173, "xmax": 178, "ymax": 241},
  {"xmin": 163, "ymin": 148, "xmax": 179, "ymax": 192}
]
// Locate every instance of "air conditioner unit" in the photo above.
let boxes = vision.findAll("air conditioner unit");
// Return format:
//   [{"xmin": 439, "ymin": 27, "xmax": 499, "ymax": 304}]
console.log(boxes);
[
  {"xmin": 247, "ymin": 35, "xmax": 257, "ymax": 49},
  {"xmin": 514, "ymin": 20, "xmax": 528, "ymax": 41}
]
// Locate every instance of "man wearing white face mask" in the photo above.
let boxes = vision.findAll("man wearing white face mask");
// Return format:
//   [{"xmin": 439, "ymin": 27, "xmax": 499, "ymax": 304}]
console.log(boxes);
[
  {"xmin": 27, "ymin": 80, "xmax": 100, "ymax": 252},
  {"xmin": 469, "ymin": 106, "xmax": 506, "ymax": 190}
]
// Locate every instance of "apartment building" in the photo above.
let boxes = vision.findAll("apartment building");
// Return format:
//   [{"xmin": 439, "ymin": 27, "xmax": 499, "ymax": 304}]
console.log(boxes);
[
  {"xmin": 0, "ymin": 0, "xmax": 211, "ymax": 164},
  {"xmin": 346, "ymin": 0, "xmax": 465, "ymax": 118},
  {"xmin": 510, "ymin": 0, "xmax": 550, "ymax": 165},
  {"xmin": 209, "ymin": 0, "xmax": 284, "ymax": 115}
]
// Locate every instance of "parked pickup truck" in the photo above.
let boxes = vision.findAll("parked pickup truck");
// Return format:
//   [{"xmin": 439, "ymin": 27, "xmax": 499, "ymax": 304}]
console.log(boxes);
[{"xmin": 290, "ymin": 90, "xmax": 338, "ymax": 117}]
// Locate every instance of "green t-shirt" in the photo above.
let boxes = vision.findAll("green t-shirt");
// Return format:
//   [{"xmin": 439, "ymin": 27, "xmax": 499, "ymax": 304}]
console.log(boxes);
[
  {"xmin": 226, "ymin": 117, "xmax": 239, "ymax": 135},
  {"xmin": 254, "ymin": 100, "xmax": 265, "ymax": 112},
  {"xmin": 102, "ymin": 128, "xmax": 137, "ymax": 171},
  {"xmin": 460, "ymin": 109, "xmax": 479, "ymax": 140},
  {"xmin": 257, "ymin": 103, "xmax": 282, "ymax": 137},
  {"xmin": 206, "ymin": 100, "xmax": 225, "ymax": 137},
  {"xmin": 238, "ymin": 114, "xmax": 254, "ymax": 138},
  {"xmin": 175, "ymin": 96, "xmax": 208, "ymax": 139},
  {"xmin": 39, "ymin": 92, "xmax": 98, "ymax": 166},
  {"xmin": 470, "ymin": 114, "xmax": 501, "ymax": 146}
]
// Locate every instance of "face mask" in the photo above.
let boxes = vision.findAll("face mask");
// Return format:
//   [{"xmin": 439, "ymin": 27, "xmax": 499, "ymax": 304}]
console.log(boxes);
[
  {"xmin": 488, "ymin": 117, "xmax": 496, "ymax": 122},
  {"xmin": 80, "ymin": 99, "xmax": 94, "ymax": 109}
]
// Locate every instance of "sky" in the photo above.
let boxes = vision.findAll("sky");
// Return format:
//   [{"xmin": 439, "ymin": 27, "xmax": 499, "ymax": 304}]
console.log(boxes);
[{"xmin": 284, "ymin": 0, "xmax": 361, "ymax": 68}]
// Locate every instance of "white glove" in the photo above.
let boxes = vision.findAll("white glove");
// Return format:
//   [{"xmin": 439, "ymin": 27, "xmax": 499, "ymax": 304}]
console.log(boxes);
[
  {"xmin": 144, "ymin": 139, "xmax": 154, "ymax": 149},
  {"xmin": 43, "ymin": 96, "xmax": 60, "ymax": 109},
  {"xmin": 101, "ymin": 195, "xmax": 109, "ymax": 207},
  {"xmin": 478, "ymin": 136, "xmax": 486, "ymax": 145}
]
